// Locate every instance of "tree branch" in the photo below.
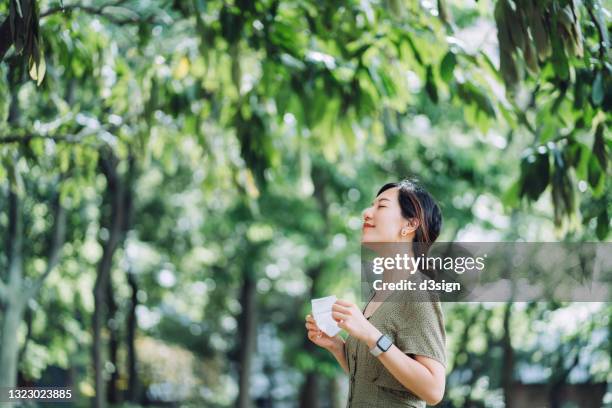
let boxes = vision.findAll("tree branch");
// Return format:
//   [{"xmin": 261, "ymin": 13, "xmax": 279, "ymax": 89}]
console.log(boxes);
[
  {"xmin": 0, "ymin": 134, "xmax": 83, "ymax": 144},
  {"xmin": 0, "ymin": 133, "xmax": 112, "ymax": 150},
  {"xmin": 25, "ymin": 190, "xmax": 67, "ymax": 301},
  {"xmin": 41, "ymin": 0, "xmax": 160, "ymax": 25},
  {"xmin": 42, "ymin": 0, "xmax": 125, "ymax": 17}
]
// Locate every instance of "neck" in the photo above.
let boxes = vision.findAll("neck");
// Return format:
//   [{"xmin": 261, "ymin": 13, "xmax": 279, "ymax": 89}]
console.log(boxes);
[{"xmin": 382, "ymin": 247, "xmax": 417, "ymax": 283}]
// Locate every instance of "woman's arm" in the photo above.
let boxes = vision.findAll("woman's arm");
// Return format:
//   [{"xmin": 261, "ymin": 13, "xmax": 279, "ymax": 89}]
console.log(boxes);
[
  {"xmin": 328, "ymin": 340, "xmax": 349, "ymax": 374},
  {"xmin": 332, "ymin": 300, "xmax": 445, "ymax": 405},
  {"xmin": 364, "ymin": 330, "xmax": 445, "ymax": 405},
  {"xmin": 305, "ymin": 314, "xmax": 349, "ymax": 374}
]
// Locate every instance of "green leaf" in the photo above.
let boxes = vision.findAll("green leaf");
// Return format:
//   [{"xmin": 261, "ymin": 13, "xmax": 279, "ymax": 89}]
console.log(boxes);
[
  {"xmin": 592, "ymin": 122, "xmax": 607, "ymax": 170},
  {"xmin": 550, "ymin": 31, "xmax": 569, "ymax": 80},
  {"xmin": 404, "ymin": 32, "xmax": 424, "ymax": 66},
  {"xmin": 349, "ymin": 42, "xmax": 371, "ymax": 59},
  {"xmin": 28, "ymin": 53, "xmax": 46, "ymax": 86},
  {"xmin": 470, "ymin": 86, "xmax": 496, "ymax": 118},
  {"xmin": 591, "ymin": 71, "xmax": 603, "ymax": 106},
  {"xmin": 425, "ymin": 65, "xmax": 438, "ymax": 103},
  {"xmin": 59, "ymin": 148, "xmax": 71, "ymax": 173},
  {"xmin": 439, "ymin": 51, "xmax": 456, "ymax": 83},
  {"xmin": 498, "ymin": 103, "xmax": 517, "ymax": 128},
  {"xmin": 378, "ymin": 70, "xmax": 397, "ymax": 98},
  {"xmin": 502, "ymin": 179, "xmax": 520, "ymax": 208},
  {"xmin": 519, "ymin": 148, "xmax": 550, "ymax": 201},
  {"xmin": 551, "ymin": 148, "xmax": 575, "ymax": 225},
  {"xmin": 565, "ymin": 141, "xmax": 589, "ymax": 180},
  {"xmin": 587, "ymin": 153, "xmax": 604, "ymax": 196}
]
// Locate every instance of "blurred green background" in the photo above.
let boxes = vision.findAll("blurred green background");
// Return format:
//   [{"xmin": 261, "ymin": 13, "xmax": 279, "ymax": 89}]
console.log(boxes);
[{"xmin": 0, "ymin": 0, "xmax": 610, "ymax": 407}]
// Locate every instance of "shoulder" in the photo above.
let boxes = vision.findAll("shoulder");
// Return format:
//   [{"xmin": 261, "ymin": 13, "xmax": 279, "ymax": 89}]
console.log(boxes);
[{"xmin": 389, "ymin": 292, "xmax": 445, "ymax": 330}]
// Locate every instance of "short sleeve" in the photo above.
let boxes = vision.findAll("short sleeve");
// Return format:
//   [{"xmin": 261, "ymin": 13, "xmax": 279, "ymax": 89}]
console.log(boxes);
[
  {"xmin": 369, "ymin": 294, "xmax": 447, "ymax": 395},
  {"xmin": 393, "ymin": 295, "xmax": 447, "ymax": 368}
]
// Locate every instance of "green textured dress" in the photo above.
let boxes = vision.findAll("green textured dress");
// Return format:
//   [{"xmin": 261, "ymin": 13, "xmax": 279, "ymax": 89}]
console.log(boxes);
[{"xmin": 343, "ymin": 289, "xmax": 447, "ymax": 408}]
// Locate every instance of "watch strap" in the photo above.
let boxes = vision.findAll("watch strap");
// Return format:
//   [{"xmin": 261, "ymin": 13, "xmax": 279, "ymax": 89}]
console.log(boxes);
[
  {"xmin": 369, "ymin": 342, "xmax": 383, "ymax": 357},
  {"xmin": 369, "ymin": 334, "xmax": 390, "ymax": 357}
]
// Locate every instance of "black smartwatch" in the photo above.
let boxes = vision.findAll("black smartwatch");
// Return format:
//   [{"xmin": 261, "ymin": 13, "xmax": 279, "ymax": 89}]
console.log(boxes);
[{"xmin": 369, "ymin": 334, "xmax": 393, "ymax": 357}]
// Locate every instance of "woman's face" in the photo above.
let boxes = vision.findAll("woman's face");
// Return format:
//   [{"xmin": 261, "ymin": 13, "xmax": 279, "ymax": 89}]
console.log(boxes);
[{"xmin": 361, "ymin": 187, "xmax": 413, "ymax": 243}]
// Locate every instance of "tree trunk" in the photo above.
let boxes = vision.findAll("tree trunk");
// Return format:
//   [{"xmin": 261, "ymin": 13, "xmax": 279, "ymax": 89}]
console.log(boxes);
[
  {"xmin": 299, "ymin": 372, "xmax": 319, "ymax": 408},
  {"xmin": 236, "ymin": 272, "xmax": 257, "ymax": 408},
  {"xmin": 0, "ymin": 17, "xmax": 11, "ymax": 61},
  {"xmin": 122, "ymin": 152, "xmax": 137, "ymax": 402},
  {"xmin": 0, "ymin": 188, "xmax": 25, "ymax": 389},
  {"xmin": 548, "ymin": 340, "xmax": 581, "ymax": 408},
  {"xmin": 298, "ymin": 265, "xmax": 322, "ymax": 408},
  {"xmin": 0, "ymin": 64, "xmax": 65, "ymax": 391},
  {"xmin": 298, "ymin": 164, "xmax": 329, "ymax": 408},
  {"xmin": 93, "ymin": 248, "xmax": 108, "ymax": 405},
  {"xmin": 106, "ymin": 280, "xmax": 120, "ymax": 404},
  {"xmin": 0, "ymin": 299, "xmax": 25, "ymax": 388},
  {"xmin": 501, "ymin": 302, "xmax": 514, "ymax": 408},
  {"xmin": 126, "ymin": 270, "xmax": 138, "ymax": 402},
  {"xmin": 93, "ymin": 151, "xmax": 125, "ymax": 408},
  {"xmin": 0, "ymin": 172, "xmax": 65, "ymax": 391}
]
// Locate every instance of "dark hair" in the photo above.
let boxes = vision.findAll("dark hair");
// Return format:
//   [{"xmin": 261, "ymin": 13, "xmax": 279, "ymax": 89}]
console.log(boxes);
[{"xmin": 377, "ymin": 178, "xmax": 443, "ymax": 245}]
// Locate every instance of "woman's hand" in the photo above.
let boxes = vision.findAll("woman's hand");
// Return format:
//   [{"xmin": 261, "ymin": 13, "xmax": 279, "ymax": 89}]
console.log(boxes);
[
  {"xmin": 305, "ymin": 314, "xmax": 343, "ymax": 352},
  {"xmin": 332, "ymin": 299, "xmax": 381, "ymax": 347}
]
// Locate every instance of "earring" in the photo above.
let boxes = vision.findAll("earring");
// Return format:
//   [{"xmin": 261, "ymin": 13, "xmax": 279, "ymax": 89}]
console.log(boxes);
[{"xmin": 401, "ymin": 228, "xmax": 408, "ymax": 236}]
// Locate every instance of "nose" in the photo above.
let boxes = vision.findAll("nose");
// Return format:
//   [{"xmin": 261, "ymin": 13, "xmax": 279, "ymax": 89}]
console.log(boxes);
[{"xmin": 362, "ymin": 206, "xmax": 374, "ymax": 221}]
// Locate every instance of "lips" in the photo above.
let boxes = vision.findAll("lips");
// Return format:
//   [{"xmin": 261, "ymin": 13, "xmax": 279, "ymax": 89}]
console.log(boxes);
[{"xmin": 363, "ymin": 223, "xmax": 375, "ymax": 229}]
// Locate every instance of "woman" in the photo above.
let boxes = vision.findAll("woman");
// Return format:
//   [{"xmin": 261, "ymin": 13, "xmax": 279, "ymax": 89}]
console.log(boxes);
[{"xmin": 305, "ymin": 179, "xmax": 447, "ymax": 407}]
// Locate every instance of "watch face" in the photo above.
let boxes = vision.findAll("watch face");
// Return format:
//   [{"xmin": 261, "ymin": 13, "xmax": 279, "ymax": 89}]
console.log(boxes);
[{"xmin": 378, "ymin": 335, "xmax": 393, "ymax": 351}]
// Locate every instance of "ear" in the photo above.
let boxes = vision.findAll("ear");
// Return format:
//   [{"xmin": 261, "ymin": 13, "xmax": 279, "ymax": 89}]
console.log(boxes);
[
  {"xmin": 405, "ymin": 218, "xmax": 419, "ymax": 231},
  {"xmin": 401, "ymin": 219, "xmax": 419, "ymax": 236}
]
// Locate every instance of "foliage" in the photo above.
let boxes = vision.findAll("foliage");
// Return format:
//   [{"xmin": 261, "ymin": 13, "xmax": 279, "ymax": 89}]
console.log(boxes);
[{"xmin": 0, "ymin": 0, "xmax": 609, "ymax": 407}]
